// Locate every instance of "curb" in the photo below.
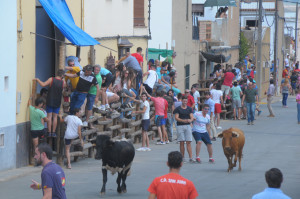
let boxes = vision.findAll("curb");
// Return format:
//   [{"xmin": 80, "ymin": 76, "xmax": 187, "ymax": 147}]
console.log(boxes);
[{"xmin": 0, "ymin": 166, "xmax": 42, "ymax": 182}]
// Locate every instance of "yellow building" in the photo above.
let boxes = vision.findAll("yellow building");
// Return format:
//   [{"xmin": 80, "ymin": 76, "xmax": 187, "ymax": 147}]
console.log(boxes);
[{"xmin": 14, "ymin": 0, "xmax": 150, "ymax": 169}]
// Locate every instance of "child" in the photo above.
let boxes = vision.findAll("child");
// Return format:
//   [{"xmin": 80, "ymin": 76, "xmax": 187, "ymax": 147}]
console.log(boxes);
[
  {"xmin": 61, "ymin": 108, "xmax": 83, "ymax": 169},
  {"xmin": 28, "ymin": 97, "xmax": 48, "ymax": 151},
  {"xmin": 133, "ymin": 93, "xmax": 151, "ymax": 151},
  {"xmin": 296, "ymin": 89, "xmax": 300, "ymax": 124}
]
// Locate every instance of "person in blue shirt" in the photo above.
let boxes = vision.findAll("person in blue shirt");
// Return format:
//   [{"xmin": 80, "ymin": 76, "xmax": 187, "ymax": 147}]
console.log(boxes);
[{"xmin": 252, "ymin": 168, "xmax": 291, "ymax": 199}]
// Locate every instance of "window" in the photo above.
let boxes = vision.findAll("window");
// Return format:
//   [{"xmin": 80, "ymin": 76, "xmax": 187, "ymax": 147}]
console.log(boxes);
[
  {"xmin": 134, "ymin": 0, "xmax": 145, "ymax": 27},
  {"xmin": 186, "ymin": 0, "xmax": 189, "ymax": 21},
  {"xmin": 185, "ymin": 64, "xmax": 190, "ymax": 89},
  {"xmin": 0, "ymin": 134, "xmax": 4, "ymax": 147},
  {"xmin": 192, "ymin": 4, "xmax": 204, "ymax": 17},
  {"xmin": 246, "ymin": 20, "xmax": 258, "ymax": 27},
  {"xmin": 4, "ymin": 76, "xmax": 9, "ymax": 92}
]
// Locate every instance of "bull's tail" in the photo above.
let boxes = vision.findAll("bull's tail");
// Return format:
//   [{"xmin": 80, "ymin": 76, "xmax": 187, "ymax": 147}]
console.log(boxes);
[{"xmin": 122, "ymin": 161, "xmax": 133, "ymax": 176}]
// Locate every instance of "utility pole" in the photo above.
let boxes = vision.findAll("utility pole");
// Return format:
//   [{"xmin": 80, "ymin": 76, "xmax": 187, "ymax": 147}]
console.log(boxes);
[
  {"xmin": 257, "ymin": 0, "xmax": 263, "ymax": 99},
  {"xmin": 274, "ymin": 0, "xmax": 278, "ymax": 93},
  {"xmin": 295, "ymin": 2, "xmax": 298, "ymax": 62}
]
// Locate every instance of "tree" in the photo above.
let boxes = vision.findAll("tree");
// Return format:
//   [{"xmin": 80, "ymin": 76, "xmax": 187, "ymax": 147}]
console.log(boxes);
[{"xmin": 239, "ymin": 32, "xmax": 250, "ymax": 62}]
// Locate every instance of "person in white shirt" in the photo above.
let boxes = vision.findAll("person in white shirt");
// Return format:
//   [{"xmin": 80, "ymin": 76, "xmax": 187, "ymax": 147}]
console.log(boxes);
[
  {"xmin": 192, "ymin": 104, "xmax": 214, "ymax": 163},
  {"xmin": 142, "ymin": 65, "xmax": 158, "ymax": 95},
  {"xmin": 191, "ymin": 85, "xmax": 200, "ymax": 111},
  {"xmin": 285, "ymin": 54, "xmax": 290, "ymax": 67},
  {"xmin": 60, "ymin": 108, "xmax": 83, "ymax": 169},
  {"xmin": 210, "ymin": 83, "xmax": 224, "ymax": 130},
  {"xmin": 133, "ymin": 93, "xmax": 151, "ymax": 151}
]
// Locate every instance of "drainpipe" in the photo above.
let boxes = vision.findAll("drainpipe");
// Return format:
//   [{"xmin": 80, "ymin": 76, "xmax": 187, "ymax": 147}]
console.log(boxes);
[{"xmin": 148, "ymin": 0, "xmax": 152, "ymax": 39}]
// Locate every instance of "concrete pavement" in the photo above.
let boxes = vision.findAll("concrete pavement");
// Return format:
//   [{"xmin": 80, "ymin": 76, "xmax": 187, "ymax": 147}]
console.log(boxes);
[{"xmin": 0, "ymin": 96, "xmax": 299, "ymax": 199}]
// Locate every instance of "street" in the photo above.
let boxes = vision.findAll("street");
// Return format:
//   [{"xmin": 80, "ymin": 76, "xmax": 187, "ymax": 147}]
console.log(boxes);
[{"xmin": 0, "ymin": 97, "xmax": 299, "ymax": 199}]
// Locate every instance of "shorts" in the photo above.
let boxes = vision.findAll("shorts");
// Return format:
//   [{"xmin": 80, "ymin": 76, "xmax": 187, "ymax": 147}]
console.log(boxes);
[
  {"xmin": 106, "ymin": 91, "xmax": 115, "ymax": 98},
  {"xmin": 103, "ymin": 73, "xmax": 114, "ymax": 88},
  {"xmin": 291, "ymin": 83, "xmax": 297, "ymax": 89},
  {"xmin": 232, "ymin": 99, "xmax": 242, "ymax": 109},
  {"xmin": 155, "ymin": 115, "xmax": 164, "ymax": 127},
  {"xmin": 221, "ymin": 85, "xmax": 231, "ymax": 95},
  {"xmin": 215, "ymin": 103, "xmax": 222, "ymax": 114},
  {"xmin": 46, "ymin": 106, "xmax": 60, "ymax": 114},
  {"xmin": 177, "ymin": 125, "xmax": 192, "ymax": 142},
  {"xmin": 143, "ymin": 83, "xmax": 153, "ymax": 95},
  {"xmin": 141, "ymin": 119, "xmax": 150, "ymax": 131},
  {"xmin": 192, "ymin": 131, "xmax": 212, "ymax": 145},
  {"xmin": 161, "ymin": 118, "xmax": 166, "ymax": 125},
  {"xmin": 86, "ymin": 93, "xmax": 96, "ymax": 110},
  {"xmin": 31, "ymin": 129, "xmax": 46, "ymax": 139},
  {"xmin": 65, "ymin": 138, "xmax": 72, "ymax": 145}
]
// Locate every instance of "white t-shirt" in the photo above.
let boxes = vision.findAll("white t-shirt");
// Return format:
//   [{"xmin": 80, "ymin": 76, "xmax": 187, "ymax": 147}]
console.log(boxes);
[
  {"xmin": 144, "ymin": 70, "xmax": 158, "ymax": 89},
  {"xmin": 193, "ymin": 91, "xmax": 200, "ymax": 111},
  {"xmin": 285, "ymin": 58, "xmax": 289, "ymax": 67},
  {"xmin": 192, "ymin": 111, "xmax": 210, "ymax": 133},
  {"xmin": 141, "ymin": 100, "xmax": 150, "ymax": 120},
  {"xmin": 210, "ymin": 89, "xmax": 223, "ymax": 104},
  {"xmin": 64, "ymin": 115, "xmax": 83, "ymax": 139}
]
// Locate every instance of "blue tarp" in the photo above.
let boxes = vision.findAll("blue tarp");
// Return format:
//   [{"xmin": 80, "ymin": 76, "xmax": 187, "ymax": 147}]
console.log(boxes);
[{"xmin": 39, "ymin": 0, "xmax": 100, "ymax": 46}]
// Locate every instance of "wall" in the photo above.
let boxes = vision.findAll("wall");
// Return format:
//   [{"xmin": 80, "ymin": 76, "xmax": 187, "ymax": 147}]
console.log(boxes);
[
  {"xmin": 84, "ymin": 0, "xmax": 134, "ymax": 37},
  {"xmin": 148, "ymin": 0, "xmax": 172, "ymax": 49},
  {"xmin": 16, "ymin": 0, "xmax": 36, "ymax": 124},
  {"xmin": 172, "ymin": 0, "xmax": 205, "ymax": 92},
  {"xmin": 0, "ymin": 0, "xmax": 17, "ymax": 171}
]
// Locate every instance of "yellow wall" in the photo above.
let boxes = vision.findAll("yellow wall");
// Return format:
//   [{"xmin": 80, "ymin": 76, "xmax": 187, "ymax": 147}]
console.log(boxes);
[{"xmin": 16, "ymin": 0, "xmax": 36, "ymax": 124}]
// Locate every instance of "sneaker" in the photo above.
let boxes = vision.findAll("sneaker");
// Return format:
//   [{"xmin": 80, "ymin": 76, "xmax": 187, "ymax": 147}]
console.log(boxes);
[
  {"xmin": 136, "ymin": 147, "xmax": 146, "ymax": 152},
  {"xmin": 145, "ymin": 147, "xmax": 151, "ymax": 151},
  {"xmin": 52, "ymin": 133, "xmax": 57, "ymax": 138},
  {"xmin": 47, "ymin": 132, "xmax": 52, "ymax": 137},
  {"xmin": 82, "ymin": 121, "xmax": 88, "ymax": 127},
  {"xmin": 156, "ymin": 141, "xmax": 165, "ymax": 145},
  {"xmin": 98, "ymin": 106, "xmax": 106, "ymax": 111},
  {"xmin": 211, "ymin": 137, "xmax": 216, "ymax": 141},
  {"xmin": 196, "ymin": 157, "xmax": 201, "ymax": 163},
  {"xmin": 166, "ymin": 140, "xmax": 170, "ymax": 144},
  {"xmin": 258, "ymin": 110, "xmax": 262, "ymax": 116},
  {"xmin": 105, "ymin": 104, "xmax": 110, "ymax": 109},
  {"xmin": 247, "ymin": 122, "xmax": 250, "ymax": 125},
  {"xmin": 209, "ymin": 158, "xmax": 215, "ymax": 163},
  {"xmin": 216, "ymin": 126, "xmax": 222, "ymax": 130},
  {"xmin": 251, "ymin": 122, "xmax": 254, "ymax": 125},
  {"xmin": 189, "ymin": 158, "xmax": 196, "ymax": 163}
]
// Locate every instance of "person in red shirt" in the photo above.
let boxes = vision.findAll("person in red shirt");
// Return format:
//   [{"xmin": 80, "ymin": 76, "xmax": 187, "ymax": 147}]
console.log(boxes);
[
  {"xmin": 185, "ymin": 89, "xmax": 195, "ymax": 109},
  {"xmin": 221, "ymin": 67, "xmax": 235, "ymax": 103},
  {"xmin": 282, "ymin": 66, "xmax": 289, "ymax": 78},
  {"xmin": 131, "ymin": 47, "xmax": 143, "ymax": 71},
  {"xmin": 148, "ymin": 151, "xmax": 198, "ymax": 199}
]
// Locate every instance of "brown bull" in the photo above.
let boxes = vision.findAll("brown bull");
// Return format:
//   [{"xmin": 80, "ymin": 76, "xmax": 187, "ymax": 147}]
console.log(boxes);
[{"xmin": 217, "ymin": 128, "xmax": 245, "ymax": 172}]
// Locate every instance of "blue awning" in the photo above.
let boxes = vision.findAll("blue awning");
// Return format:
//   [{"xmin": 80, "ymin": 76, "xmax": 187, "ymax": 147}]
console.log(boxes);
[{"xmin": 39, "ymin": 0, "xmax": 100, "ymax": 46}]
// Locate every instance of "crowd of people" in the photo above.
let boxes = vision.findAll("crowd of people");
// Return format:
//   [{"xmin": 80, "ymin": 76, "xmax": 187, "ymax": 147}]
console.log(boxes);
[{"xmin": 27, "ymin": 49, "xmax": 299, "ymax": 198}]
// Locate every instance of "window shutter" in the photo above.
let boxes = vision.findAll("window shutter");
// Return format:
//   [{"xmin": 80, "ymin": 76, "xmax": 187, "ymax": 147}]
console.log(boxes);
[{"xmin": 134, "ymin": 0, "xmax": 145, "ymax": 27}]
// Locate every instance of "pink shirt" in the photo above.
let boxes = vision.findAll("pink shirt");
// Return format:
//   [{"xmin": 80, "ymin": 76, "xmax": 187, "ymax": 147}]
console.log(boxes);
[
  {"xmin": 151, "ymin": 97, "xmax": 165, "ymax": 116},
  {"xmin": 223, "ymin": 72, "xmax": 235, "ymax": 87},
  {"xmin": 297, "ymin": 94, "xmax": 300, "ymax": 104}
]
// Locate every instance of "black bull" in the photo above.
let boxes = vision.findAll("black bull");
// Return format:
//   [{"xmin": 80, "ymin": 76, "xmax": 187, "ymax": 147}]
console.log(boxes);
[{"xmin": 92, "ymin": 135, "xmax": 135, "ymax": 195}]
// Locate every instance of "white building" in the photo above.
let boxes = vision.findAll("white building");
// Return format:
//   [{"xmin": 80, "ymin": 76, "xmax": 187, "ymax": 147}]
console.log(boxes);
[{"xmin": 0, "ymin": 1, "xmax": 17, "ymax": 170}]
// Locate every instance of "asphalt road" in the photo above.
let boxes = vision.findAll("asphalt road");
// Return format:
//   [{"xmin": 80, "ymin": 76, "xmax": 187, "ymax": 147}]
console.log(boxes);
[{"xmin": 0, "ymin": 97, "xmax": 299, "ymax": 199}]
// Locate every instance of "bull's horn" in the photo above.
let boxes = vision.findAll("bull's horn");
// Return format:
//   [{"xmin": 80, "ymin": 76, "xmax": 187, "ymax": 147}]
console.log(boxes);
[{"xmin": 232, "ymin": 131, "xmax": 239, "ymax": 137}]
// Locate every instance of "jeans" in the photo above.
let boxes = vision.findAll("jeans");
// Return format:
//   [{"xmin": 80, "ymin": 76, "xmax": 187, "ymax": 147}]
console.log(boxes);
[
  {"xmin": 136, "ymin": 70, "xmax": 143, "ymax": 92},
  {"xmin": 70, "ymin": 91, "xmax": 88, "ymax": 114},
  {"xmin": 297, "ymin": 103, "xmax": 300, "ymax": 122},
  {"xmin": 246, "ymin": 103, "xmax": 256, "ymax": 123},
  {"xmin": 122, "ymin": 88, "xmax": 133, "ymax": 104},
  {"xmin": 166, "ymin": 113, "xmax": 174, "ymax": 141},
  {"xmin": 282, "ymin": 93, "xmax": 288, "ymax": 106},
  {"xmin": 172, "ymin": 87, "xmax": 181, "ymax": 96},
  {"xmin": 267, "ymin": 96, "xmax": 274, "ymax": 116}
]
